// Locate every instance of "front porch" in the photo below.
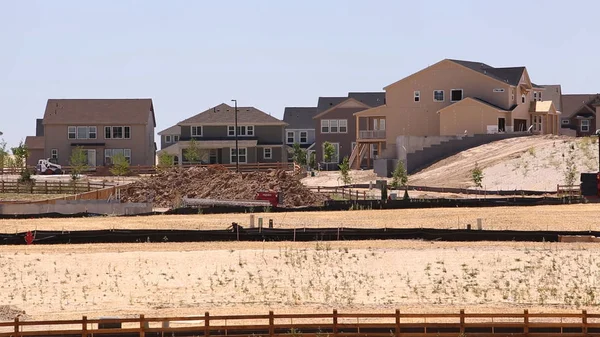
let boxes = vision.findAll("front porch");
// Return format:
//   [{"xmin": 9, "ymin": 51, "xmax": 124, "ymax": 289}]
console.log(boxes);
[
  {"xmin": 529, "ymin": 101, "xmax": 560, "ymax": 135},
  {"xmin": 350, "ymin": 116, "xmax": 386, "ymax": 169}
]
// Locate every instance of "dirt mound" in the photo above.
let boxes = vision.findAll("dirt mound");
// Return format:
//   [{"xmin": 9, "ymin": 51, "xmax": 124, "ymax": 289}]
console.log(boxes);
[
  {"xmin": 121, "ymin": 166, "xmax": 327, "ymax": 208},
  {"xmin": 0, "ymin": 305, "xmax": 28, "ymax": 321}
]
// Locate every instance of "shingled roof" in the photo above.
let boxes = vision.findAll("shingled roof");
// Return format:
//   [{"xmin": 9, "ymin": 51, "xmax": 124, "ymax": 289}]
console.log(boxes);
[
  {"xmin": 24, "ymin": 136, "xmax": 44, "ymax": 150},
  {"xmin": 43, "ymin": 99, "xmax": 155, "ymax": 126},
  {"xmin": 348, "ymin": 92, "xmax": 386, "ymax": 107},
  {"xmin": 562, "ymin": 94, "xmax": 600, "ymax": 118},
  {"xmin": 448, "ymin": 59, "xmax": 525, "ymax": 86},
  {"xmin": 317, "ymin": 97, "xmax": 347, "ymax": 114},
  {"xmin": 179, "ymin": 103, "xmax": 286, "ymax": 125},
  {"xmin": 283, "ymin": 107, "xmax": 318, "ymax": 129}
]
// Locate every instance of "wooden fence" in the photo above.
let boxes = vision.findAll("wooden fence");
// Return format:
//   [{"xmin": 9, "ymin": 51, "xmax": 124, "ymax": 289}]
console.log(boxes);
[
  {"xmin": 309, "ymin": 186, "xmax": 369, "ymax": 200},
  {"xmin": 1, "ymin": 309, "xmax": 599, "ymax": 337},
  {"xmin": 0, "ymin": 180, "xmax": 118, "ymax": 195}
]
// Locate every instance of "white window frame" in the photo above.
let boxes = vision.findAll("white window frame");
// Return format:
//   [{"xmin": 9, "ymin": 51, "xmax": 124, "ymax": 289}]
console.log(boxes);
[
  {"xmin": 533, "ymin": 92, "xmax": 537, "ymax": 99},
  {"xmin": 228, "ymin": 126, "xmax": 235, "ymax": 136},
  {"xmin": 299, "ymin": 131, "xmax": 308, "ymax": 144},
  {"xmin": 104, "ymin": 126, "xmax": 130, "ymax": 139},
  {"xmin": 247, "ymin": 125, "xmax": 254, "ymax": 136},
  {"xmin": 230, "ymin": 147, "xmax": 247, "ymax": 164},
  {"xmin": 69, "ymin": 126, "xmax": 96, "ymax": 139},
  {"xmin": 286, "ymin": 131, "xmax": 295, "ymax": 144},
  {"xmin": 263, "ymin": 147, "xmax": 272, "ymax": 160},
  {"xmin": 112, "ymin": 126, "xmax": 124, "ymax": 139},
  {"xmin": 165, "ymin": 135, "xmax": 172, "ymax": 143},
  {"xmin": 321, "ymin": 120, "xmax": 330, "ymax": 133},
  {"xmin": 89, "ymin": 126, "xmax": 97, "ymax": 139},
  {"xmin": 68, "ymin": 126, "xmax": 76, "ymax": 139},
  {"xmin": 228, "ymin": 125, "xmax": 254, "ymax": 137},
  {"xmin": 371, "ymin": 144, "xmax": 378, "ymax": 158},
  {"xmin": 105, "ymin": 148, "xmax": 132, "ymax": 165},
  {"xmin": 191, "ymin": 126, "xmax": 203, "ymax": 137},
  {"xmin": 338, "ymin": 120, "xmax": 348, "ymax": 133},
  {"xmin": 173, "ymin": 135, "xmax": 180, "ymax": 142},
  {"xmin": 51, "ymin": 149, "xmax": 58, "ymax": 160},
  {"xmin": 414, "ymin": 91, "xmax": 420, "ymax": 102},
  {"xmin": 581, "ymin": 120, "xmax": 590, "ymax": 132},
  {"xmin": 493, "ymin": 88, "xmax": 505, "ymax": 93},
  {"xmin": 521, "ymin": 94, "xmax": 526, "ymax": 104},
  {"xmin": 538, "ymin": 92, "xmax": 542, "ymax": 101},
  {"xmin": 450, "ymin": 89, "xmax": 463, "ymax": 102},
  {"xmin": 561, "ymin": 119, "xmax": 569, "ymax": 125},
  {"xmin": 330, "ymin": 120, "xmax": 339, "ymax": 133},
  {"xmin": 433, "ymin": 90, "xmax": 444, "ymax": 102}
]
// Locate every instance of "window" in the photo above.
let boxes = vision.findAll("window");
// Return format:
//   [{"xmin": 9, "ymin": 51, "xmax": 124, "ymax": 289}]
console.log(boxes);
[
  {"xmin": 521, "ymin": 94, "xmax": 526, "ymax": 104},
  {"xmin": 228, "ymin": 126, "xmax": 235, "ymax": 136},
  {"xmin": 112, "ymin": 126, "xmax": 123, "ymax": 139},
  {"xmin": 165, "ymin": 135, "xmax": 172, "ymax": 143},
  {"xmin": 105, "ymin": 126, "xmax": 111, "ymax": 139},
  {"xmin": 104, "ymin": 126, "xmax": 130, "ymax": 139},
  {"xmin": 321, "ymin": 120, "xmax": 330, "ymax": 133},
  {"xmin": 323, "ymin": 143, "xmax": 339, "ymax": 163},
  {"xmin": 532, "ymin": 116, "xmax": 542, "ymax": 132},
  {"xmin": 247, "ymin": 126, "xmax": 254, "ymax": 136},
  {"xmin": 414, "ymin": 91, "xmax": 420, "ymax": 102},
  {"xmin": 330, "ymin": 120, "xmax": 339, "ymax": 133},
  {"xmin": 451, "ymin": 89, "xmax": 463, "ymax": 102},
  {"xmin": 263, "ymin": 147, "xmax": 272, "ymax": 159},
  {"xmin": 51, "ymin": 149, "xmax": 58, "ymax": 160},
  {"xmin": 351, "ymin": 142, "xmax": 356, "ymax": 152},
  {"xmin": 124, "ymin": 127, "xmax": 130, "ymax": 139},
  {"xmin": 533, "ymin": 92, "xmax": 537, "ymax": 99},
  {"xmin": 191, "ymin": 126, "xmax": 202, "ymax": 137},
  {"xmin": 493, "ymin": 88, "xmax": 505, "ymax": 93},
  {"xmin": 227, "ymin": 125, "xmax": 254, "ymax": 137},
  {"xmin": 581, "ymin": 120, "xmax": 590, "ymax": 132},
  {"xmin": 562, "ymin": 119, "xmax": 570, "ymax": 125},
  {"xmin": 538, "ymin": 92, "xmax": 542, "ymax": 101},
  {"xmin": 68, "ymin": 126, "xmax": 76, "ymax": 139},
  {"xmin": 339, "ymin": 120, "xmax": 348, "ymax": 133},
  {"xmin": 105, "ymin": 148, "xmax": 131, "ymax": 165},
  {"xmin": 173, "ymin": 135, "xmax": 180, "ymax": 142},
  {"xmin": 89, "ymin": 126, "xmax": 97, "ymax": 139},
  {"xmin": 299, "ymin": 131, "xmax": 308, "ymax": 143},
  {"xmin": 371, "ymin": 144, "xmax": 378, "ymax": 158},
  {"xmin": 287, "ymin": 131, "xmax": 295, "ymax": 144},
  {"xmin": 230, "ymin": 148, "xmax": 247, "ymax": 164},
  {"xmin": 433, "ymin": 90, "xmax": 444, "ymax": 102}
]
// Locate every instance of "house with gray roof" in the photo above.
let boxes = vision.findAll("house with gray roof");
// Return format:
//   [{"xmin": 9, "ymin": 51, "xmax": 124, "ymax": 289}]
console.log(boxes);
[
  {"xmin": 561, "ymin": 93, "xmax": 600, "ymax": 137},
  {"xmin": 283, "ymin": 107, "xmax": 318, "ymax": 150},
  {"xmin": 158, "ymin": 103, "xmax": 288, "ymax": 165},
  {"xmin": 24, "ymin": 99, "xmax": 156, "ymax": 167}
]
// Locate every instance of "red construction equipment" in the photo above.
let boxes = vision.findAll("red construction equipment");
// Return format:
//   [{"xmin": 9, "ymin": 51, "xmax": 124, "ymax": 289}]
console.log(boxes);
[{"xmin": 256, "ymin": 191, "xmax": 280, "ymax": 208}]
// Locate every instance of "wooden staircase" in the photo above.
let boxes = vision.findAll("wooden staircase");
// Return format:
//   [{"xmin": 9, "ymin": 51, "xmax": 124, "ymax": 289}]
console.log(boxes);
[{"xmin": 349, "ymin": 143, "xmax": 369, "ymax": 169}]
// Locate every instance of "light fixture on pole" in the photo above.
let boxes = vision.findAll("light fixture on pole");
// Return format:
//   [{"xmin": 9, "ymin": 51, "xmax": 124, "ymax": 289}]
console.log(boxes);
[{"xmin": 231, "ymin": 99, "xmax": 239, "ymax": 173}]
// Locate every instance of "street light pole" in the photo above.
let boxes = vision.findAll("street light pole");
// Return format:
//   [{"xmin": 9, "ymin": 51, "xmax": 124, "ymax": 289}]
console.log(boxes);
[{"xmin": 231, "ymin": 99, "xmax": 239, "ymax": 173}]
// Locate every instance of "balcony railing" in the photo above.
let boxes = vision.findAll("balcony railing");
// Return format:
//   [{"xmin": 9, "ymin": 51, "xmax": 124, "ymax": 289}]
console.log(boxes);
[{"xmin": 359, "ymin": 130, "xmax": 386, "ymax": 139}]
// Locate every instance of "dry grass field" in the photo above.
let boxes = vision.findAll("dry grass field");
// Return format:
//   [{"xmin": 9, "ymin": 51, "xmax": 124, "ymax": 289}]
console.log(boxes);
[
  {"xmin": 1, "ymin": 241, "xmax": 600, "ymax": 321},
  {"xmin": 1, "ymin": 204, "xmax": 599, "ymax": 233}
]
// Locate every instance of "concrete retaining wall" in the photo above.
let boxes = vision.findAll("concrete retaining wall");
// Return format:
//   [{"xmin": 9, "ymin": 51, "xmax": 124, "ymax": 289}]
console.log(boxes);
[{"xmin": 0, "ymin": 200, "xmax": 152, "ymax": 215}]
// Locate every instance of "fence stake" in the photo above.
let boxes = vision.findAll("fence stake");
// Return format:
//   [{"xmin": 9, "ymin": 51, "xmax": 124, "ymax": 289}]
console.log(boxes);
[
  {"xmin": 268, "ymin": 311, "xmax": 274, "ymax": 337},
  {"xmin": 87, "ymin": 181, "xmax": 91, "ymax": 192},
  {"xmin": 524, "ymin": 309, "xmax": 529, "ymax": 336},
  {"xmin": 14, "ymin": 316, "xmax": 19, "ymax": 337},
  {"xmin": 1, "ymin": 180, "xmax": 3, "ymax": 193},
  {"xmin": 459, "ymin": 309, "xmax": 465, "ymax": 334},
  {"xmin": 205, "ymin": 312, "xmax": 210, "ymax": 337},
  {"xmin": 583, "ymin": 309, "xmax": 588, "ymax": 337},
  {"xmin": 139, "ymin": 314, "xmax": 145, "ymax": 337},
  {"xmin": 395, "ymin": 309, "xmax": 400, "ymax": 336},
  {"xmin": 332, "ymin": 309, "xmax": 338, "ymax": 337},
  {"xmin": 82, "ymin": 315, "xmax": 87, "ymax": 337}
]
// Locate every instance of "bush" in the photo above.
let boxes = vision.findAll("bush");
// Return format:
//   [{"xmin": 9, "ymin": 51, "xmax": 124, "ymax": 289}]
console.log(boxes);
[
  {"xmin": 471, "ymin": 162, "xmax": 484, "ymax": 188},
  {"xmin": 338, "ymin": 156, "xmax": 351, "ymax": 185}
]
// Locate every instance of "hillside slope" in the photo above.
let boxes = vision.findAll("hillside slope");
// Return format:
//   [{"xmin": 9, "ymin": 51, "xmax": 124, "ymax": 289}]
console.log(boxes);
[{"xmin": 409, "ymin": 135, "xmax": 599, "ymax": 191}]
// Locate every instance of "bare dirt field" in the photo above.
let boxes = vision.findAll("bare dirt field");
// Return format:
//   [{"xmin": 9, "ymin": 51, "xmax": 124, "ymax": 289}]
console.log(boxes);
[
  {"xmin": 1, "ymin": 204, "xmax": 599, "ymax": 233},
  {"xmin": 1, "ymin": 240, "xmax": 599, "ymax": 321}
]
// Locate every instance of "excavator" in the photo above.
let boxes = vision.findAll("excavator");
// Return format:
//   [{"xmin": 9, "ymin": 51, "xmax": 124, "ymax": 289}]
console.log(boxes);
[{"xmin": 35, "ymin": 158, "xmax": 63, "ymax": 175}]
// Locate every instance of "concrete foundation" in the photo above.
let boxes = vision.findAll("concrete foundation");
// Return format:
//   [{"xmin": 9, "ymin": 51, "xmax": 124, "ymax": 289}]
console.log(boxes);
[{"xmin": 0, "ymin": 200, "xmax": 152, "ymax": 215}]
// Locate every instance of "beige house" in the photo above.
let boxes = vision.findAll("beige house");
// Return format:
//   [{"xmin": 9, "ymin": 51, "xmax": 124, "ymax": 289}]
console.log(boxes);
[
  {"xmin": 25, "ymin": 99, "xmax": 156, "ymax": 167},
  {"xmin": 352, "ymin": 59, "xmax": 560, "ymax": 167}
]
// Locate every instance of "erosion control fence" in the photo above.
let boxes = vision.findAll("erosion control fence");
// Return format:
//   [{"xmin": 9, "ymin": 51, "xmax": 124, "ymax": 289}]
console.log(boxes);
[
  {"xmin": 0, "ymin": 180, "xmax": 117, "ymax": 195},
  {"xmin": 2, "ymin": 227, "xmax": 600, "ymax": 245},
  {"xmin": 1, "ymin": 309, "xmax": 599, "ymax": 337}
]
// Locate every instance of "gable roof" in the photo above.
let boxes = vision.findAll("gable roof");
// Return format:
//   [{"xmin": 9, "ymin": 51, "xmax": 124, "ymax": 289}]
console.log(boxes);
[
  {"xmin": 43, "ymin": 99, "xmax": 155, "ymax": 126},
  {"xmin": 348, "ymin": 92, "xmax": 386, "ymax": 107},
  {"xmin": 178, "ymin": 103, "xmax": 286, "ymax": 126},
  {"xmin": 283, "ymin": 107, "xmax": 318, "ymax": 129},
  {"xmin": 562, "ymin": 94, "xmax": 600, "ymax": 118},
  {"xmin": 448, "ymin": 59, "xmax": 525, "ymax": 86},
  {"xmin": 313, "ymin": 98, "xmax": 372, "ymax": 119},
  {"xmin": 438, "ymin": 97, "xmax": 509, "ymax": 114},
  {"xmin": 529, "ymin": 101, "xmax": 557, "ymax": 114},
  {"xmin": 158, "ymin": 125, "xmax": 181, "ymax": 136},
  {"xmin": 24, "ymin": 136, "xmax": 44, "ymax": 150},
  {"xmin": 317, "ymin": 97, "xmax": 347, "ymax": 114}
]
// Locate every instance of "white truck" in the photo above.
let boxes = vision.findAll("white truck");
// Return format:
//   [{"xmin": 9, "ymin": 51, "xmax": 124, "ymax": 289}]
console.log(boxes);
[{"xmin": 35, "ymin": 159, "xmax": 63, "ymax": 175}]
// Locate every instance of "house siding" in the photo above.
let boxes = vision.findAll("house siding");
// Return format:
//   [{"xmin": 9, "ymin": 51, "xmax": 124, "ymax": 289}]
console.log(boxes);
[
  {"xmin": 285, "ymin": 129, "xmax": 316, "ymax": 146},
  {"xmin": 315, "ymin": 107, "xmax": 366, "ymax": 163}
]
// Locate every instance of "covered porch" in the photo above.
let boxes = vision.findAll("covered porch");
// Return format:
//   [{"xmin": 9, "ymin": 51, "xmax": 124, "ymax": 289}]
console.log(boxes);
[
  {"xmin": 529, "ymin": 101, "xmax": 560, "ymax": 135},
  {"xmin": 158, "ymin": 140, "xmax": 258, "ymax": 166},
  {"xmin": 350, "ymin": 113, "xmax": 387, "ymax": 169}
]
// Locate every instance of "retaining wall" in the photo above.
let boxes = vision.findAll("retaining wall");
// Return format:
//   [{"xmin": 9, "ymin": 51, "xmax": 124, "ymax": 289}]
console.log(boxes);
[{"xmin": 0, "ymin": 200, "xmax": 152, "ymax": 215}]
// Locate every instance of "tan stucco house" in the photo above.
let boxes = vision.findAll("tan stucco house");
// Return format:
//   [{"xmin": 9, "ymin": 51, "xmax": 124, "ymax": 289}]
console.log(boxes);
[
  {"xmin": 351, "ymin": 59, "xmax": 560, "ymax": 168},
  {"xmin": 25, "ymin": 99, "xmax": 156, "ymax": 167}
]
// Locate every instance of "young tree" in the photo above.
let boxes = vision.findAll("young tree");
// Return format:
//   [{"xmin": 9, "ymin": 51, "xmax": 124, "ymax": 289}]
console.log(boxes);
[
  {"xmin": 564, "ymin": 143, "xmax": 578, "ymax": 187},
  {"xmin": 110, "ymin": 153, "xmax": 130, "ymax": 178},
  {"xmin": 292, "ymin": 143, "xmax": 307, "ymax": 165},
  {"xmin": 69, "ymin": 146, "xmax": 89, "ymax": 181},
  {"xmin": 391, "ymin": 160, "xmax": 408, "ymax": 190},
  {"xmin": 183, "ymin": 139, "xmax": 207, "ymax": 164},
  {"xmin": 471, "ymin": 162, "xmax": 484, "ymax": 188},
  {"xmin": 11, "ymin": 140, "xmax": 29, "ymax": 171},
  {"xmin": 338, "ymin": 156, "xmax": 352, "ymax": 185},
  {"xmin": 157, "ymin": 152, "xmax": 175, "ymax": 170},
  {"xmin": 0, "ymin": 138, "xmax": 7, "ymax": 174},
  {"xmin": 323, "ymin": 142, "xmax": 336, "ymax": 167},
  {"xmin": 309, "ymin": 152, "xmax": 317, "ymax": 170}
]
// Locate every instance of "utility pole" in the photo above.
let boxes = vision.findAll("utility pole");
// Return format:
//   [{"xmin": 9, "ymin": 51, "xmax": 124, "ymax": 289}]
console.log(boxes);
[{"xmin": 231, "ymin": 99, "xmax": 239, "ymax": 173}]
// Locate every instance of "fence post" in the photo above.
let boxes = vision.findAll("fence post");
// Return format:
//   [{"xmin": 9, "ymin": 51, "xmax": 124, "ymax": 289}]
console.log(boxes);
[
  {"xmin": 82, "ymin": 316, "xmax": 87, "ymax": 337},
  {"xmin": 363, "ymin": 191, "xmax": 366, "ymax": 200},
  {"xmin": 45, "ymin": 181, "xmax": 48, "ymax": 194},
  {"xmin": 1, "ymin": 180, "xmax": 3, "ymax": 193},
  {"xmin": 87, "ymin": 181, "xmax": 91, "ymax": 192},
  {"xmin": 395, "ymin": 309, "xmax": 400, "ymax": 337},
  {"xmin": 332, "ymin": 309, "xmax": 338, "ymax": 337},
  {"xmin": 524, "ymin": 309, "xmax": 529, "ymax": 336},
  {"xmin": 459, "ymin": 309, "xmax": 465, "ymax": 334},
  {"xmin": 14, "ymin": 316, "xmax": 19, "ymax": 337},
  {"xmin": 204, "ymin": 312, "xmax": 210, "ymax": 337},
  {"xmin": 59, "ymin": 181, "xmax": 62, "ymax": 194},
  {"xmin": 16, "ymin": 182, "xmax": 19, "ymax": 193},
  {"xmin": 582, "ymin": 309, "xmax": 588, "ymax": 337},
  {"xmin": 139, "ymin": 314, "xmax": 145, "ymax": 337},
  {"xmin": 268, "ymin": 311, "xmax": 274, "ymax": 337}
]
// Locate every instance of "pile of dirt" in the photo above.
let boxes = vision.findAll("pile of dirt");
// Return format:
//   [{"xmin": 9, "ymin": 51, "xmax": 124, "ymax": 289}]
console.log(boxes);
[
  {"xmin": 0, "ymin": 305, "xmax": 28, "ymax": 321},
  {"xmin": 121, "ymin": 166, "xmax": 328, "ymax": 208}
]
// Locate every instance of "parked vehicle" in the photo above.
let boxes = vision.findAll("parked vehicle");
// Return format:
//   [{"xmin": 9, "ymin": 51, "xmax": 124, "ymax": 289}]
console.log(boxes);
[{"xmin": 36, "ymin": 159, "xmax": 63, "ymax": 175}]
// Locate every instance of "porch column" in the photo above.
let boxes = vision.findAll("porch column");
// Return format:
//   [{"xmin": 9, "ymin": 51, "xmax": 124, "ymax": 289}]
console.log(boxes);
[
  {"xmin": 355, "ymin": 115, "xmax": 359, "ymax": 143},
  {"xmin": 378, "ymin": 142, "xmax": 382, "ymax": 159}
]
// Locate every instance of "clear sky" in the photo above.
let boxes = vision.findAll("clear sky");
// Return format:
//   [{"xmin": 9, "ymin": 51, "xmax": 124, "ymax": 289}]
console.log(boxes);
[{"xmin": 1, "ymin": 0, "xmax": 598, "ymax": 148}]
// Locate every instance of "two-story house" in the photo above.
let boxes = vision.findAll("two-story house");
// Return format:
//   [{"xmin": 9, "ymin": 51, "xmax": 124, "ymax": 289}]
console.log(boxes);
[
  {"xmin": 24, "ymin": 99, "xmax": 156, "ymax": 167},
  {"xmin": 561, "ymin": 94, "xmax": 600, "ymax": 137},
  {"xmin": 313, "ymin": 92, "xmax": 386, "ymax": 168},
  {"xmin": 351, "ymin": 59, "xmax": 560, "ymax": 168},
  {"xmin": 158, "ymin": 103, "xmax": 288, "ymax": 165},
  {"xmin": 283, "ymin": 107, "xmax": 318, "ymax": 154}
]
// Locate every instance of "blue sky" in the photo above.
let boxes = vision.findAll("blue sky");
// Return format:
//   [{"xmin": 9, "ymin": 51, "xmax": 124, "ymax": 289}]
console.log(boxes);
[{"xmin": 1, "ymin": 0, "xmax": 598, "ymax": 148}]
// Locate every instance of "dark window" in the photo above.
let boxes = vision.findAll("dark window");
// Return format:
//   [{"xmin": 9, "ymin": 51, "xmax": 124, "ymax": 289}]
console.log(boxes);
[
  {"xmin": 112, "ymin": 126, "xmax": 123, "ymax": 139},
  {"xmin": 124, "ymin": 127, "xmax": 130, "ymax": 139},
  {"xmin": 105, "ymin": 126, "xmax": 111, "ymax": 139},
  {"xmin": 451, "ymin": 89, "xmax": 463, "ymax": 102}
]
